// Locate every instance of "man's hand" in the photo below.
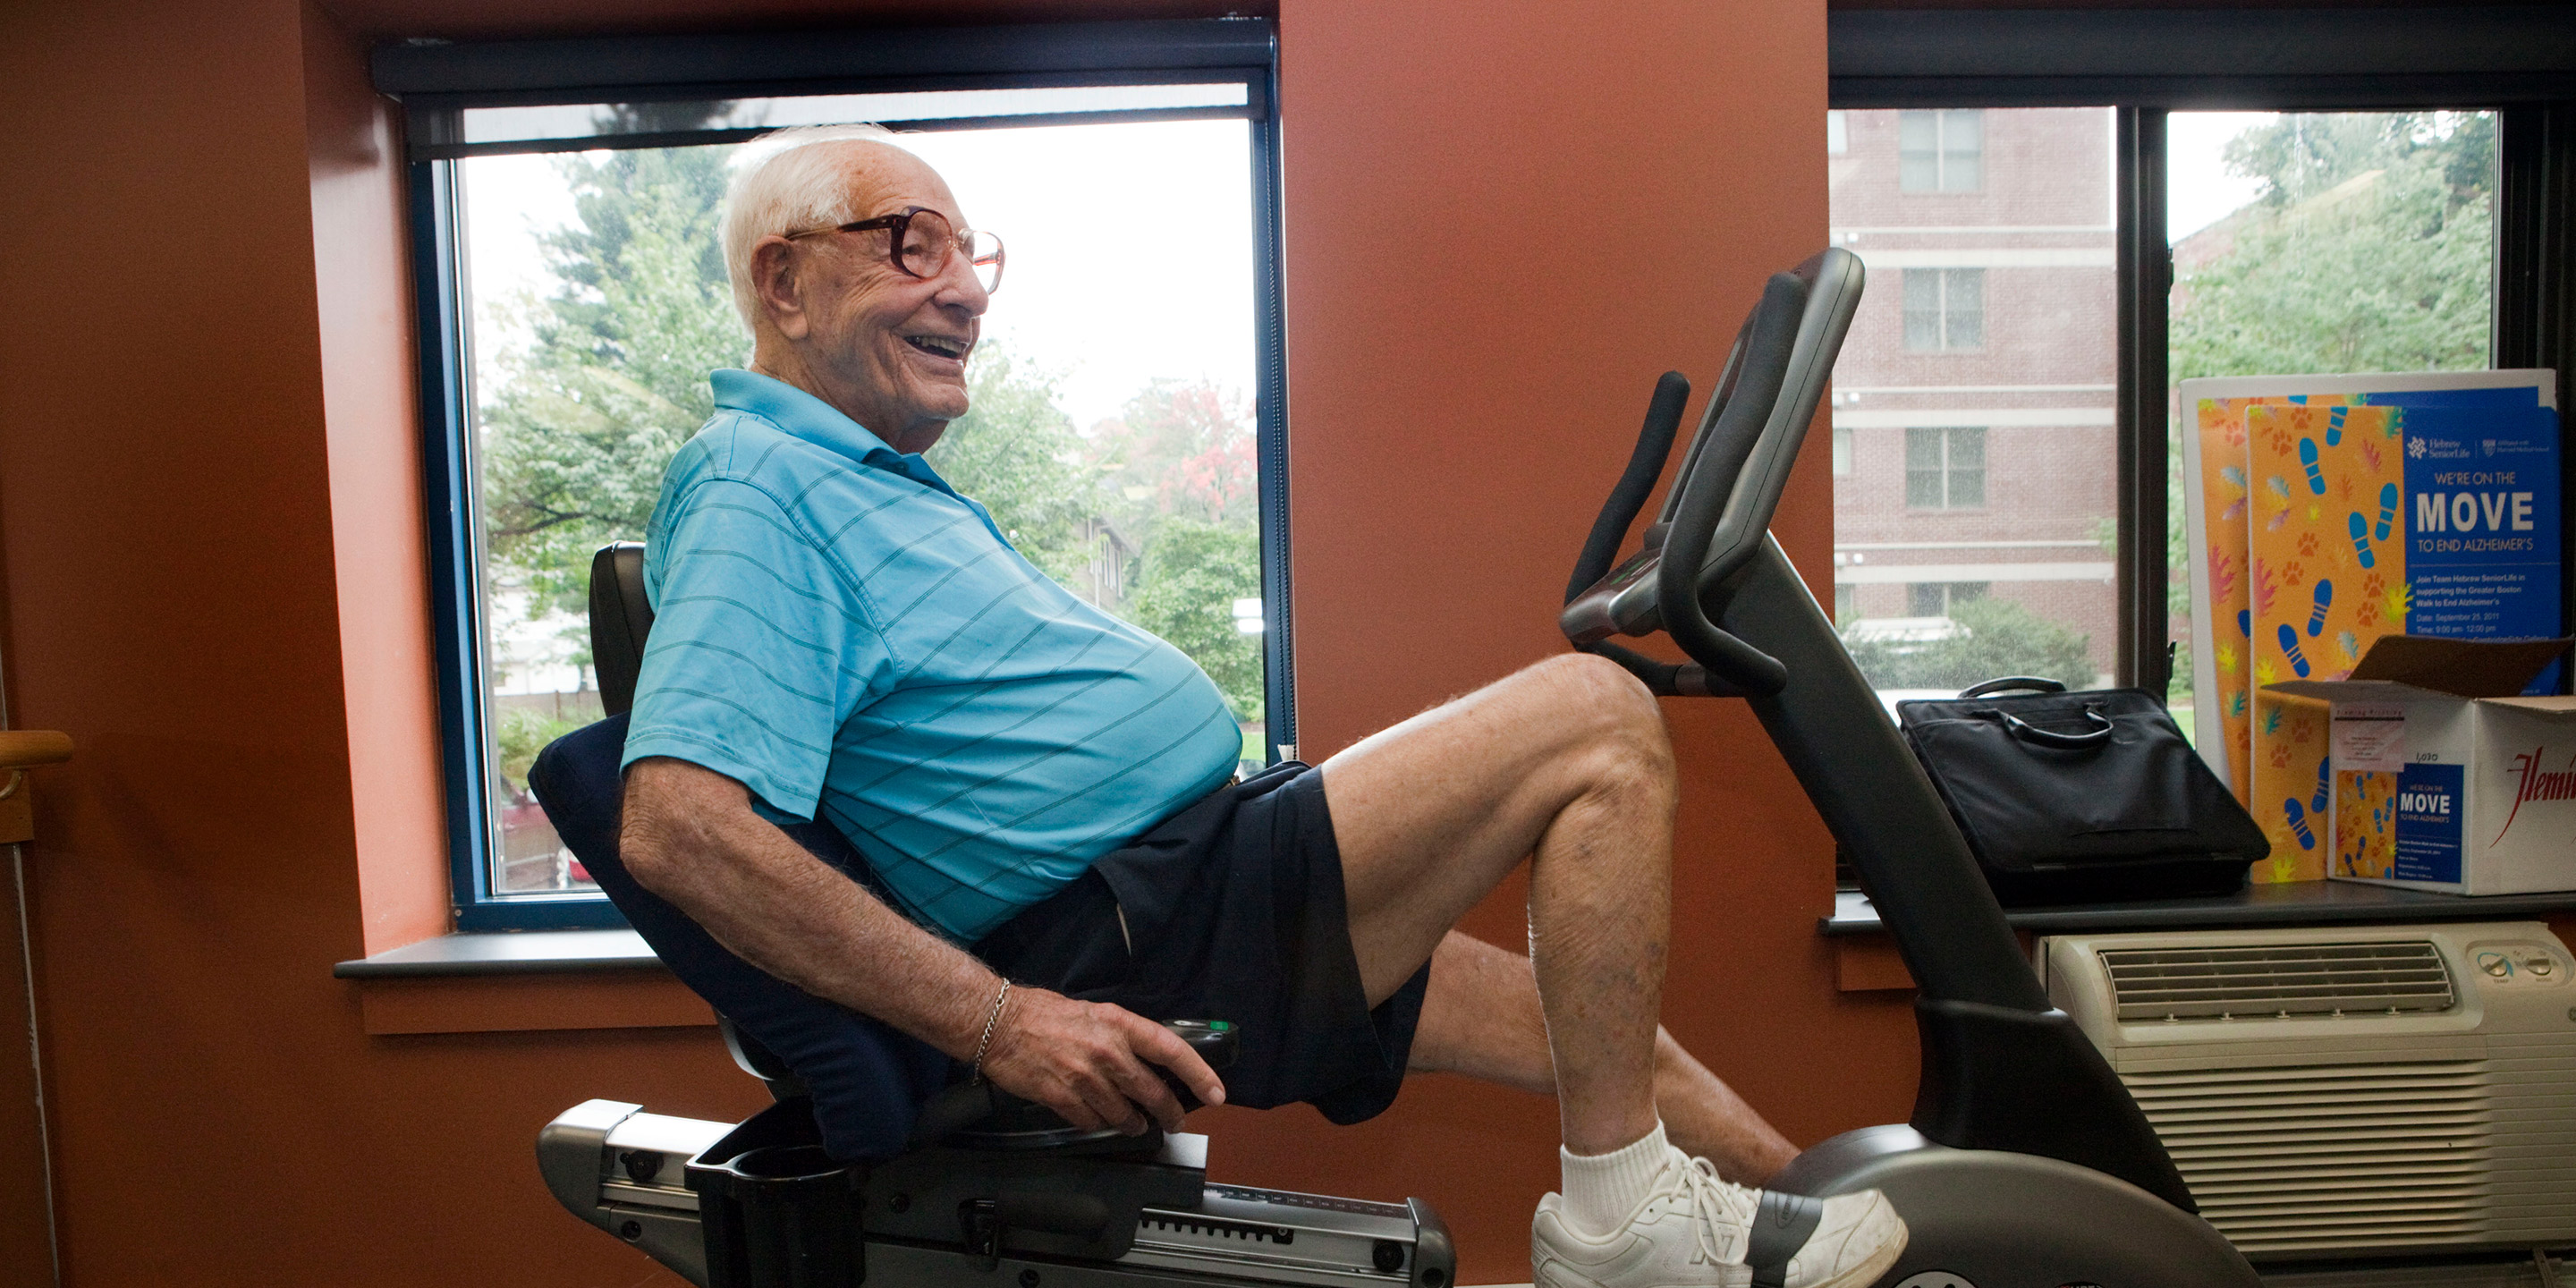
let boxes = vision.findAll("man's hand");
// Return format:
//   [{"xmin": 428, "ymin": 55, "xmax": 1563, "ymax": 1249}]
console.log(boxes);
[{"xmin": 977, "ymin": 987, "xmax": 1226, "ymax": 1135}]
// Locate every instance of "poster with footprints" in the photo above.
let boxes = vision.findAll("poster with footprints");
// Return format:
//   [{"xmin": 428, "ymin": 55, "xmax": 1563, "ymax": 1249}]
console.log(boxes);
[
  {"xmin": 2245, "ymin": 404, "xmax": 2406, "ymax": 880},
  {"xmin": 2243, "ymin": 399, "xmax": 2560, "ymax": 879},
  {"xmin": 2180, "ymin": 371, "xmax": 2557, "ymax": 881}
]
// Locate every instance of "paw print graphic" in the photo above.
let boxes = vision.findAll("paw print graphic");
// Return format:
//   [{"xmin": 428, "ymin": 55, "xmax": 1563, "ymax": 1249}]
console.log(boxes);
[{"xmin": 2297, "ymin": 532, "xmax": 2320, "ymax": 557}]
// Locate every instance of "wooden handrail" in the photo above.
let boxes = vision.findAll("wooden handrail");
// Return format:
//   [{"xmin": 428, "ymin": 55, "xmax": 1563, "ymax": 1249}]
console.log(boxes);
[
  {"xmin": 0, "ymin": 731, "xmax": 69, "ymax": 843},
  {"xmin": 0, "ymin": 731, "xmax": 72, "ymax": 771}
]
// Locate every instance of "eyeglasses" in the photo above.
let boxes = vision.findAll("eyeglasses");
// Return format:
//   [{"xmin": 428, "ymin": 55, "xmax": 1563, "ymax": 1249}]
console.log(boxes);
[{"xmin": 784, "ymin": 206, "xmax": 1005, "ymax": 294}]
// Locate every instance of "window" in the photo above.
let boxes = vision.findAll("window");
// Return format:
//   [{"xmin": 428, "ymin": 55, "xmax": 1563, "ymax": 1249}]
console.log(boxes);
[
  {"xmin": 1832, "ymin": 424, "xmax": 1852, "ymax": 475},
  {"xmin": 1899, "ymin": 108, "xmax": 1983, "ymax": 191},
  {"xmin": 394, "ymin": 22, "xmax": 1288, "ymax": 928},
  {"xmin": 1826, "ymin": 6, "xmax": 2575, "ymax": 895},
  {"xmin": 1832, "ymin": 107, "xmax": 2113, "ymax": 703},
  {"xmin": 1826, "ymin": 110, "xmax": 1850, "ymax": 155},
  {"xmin": 1902, "ymin": 268, "xmax": 1984, "ymax": 351},
  {"xmin": 1830, "ymin": 8, "xmax": 2576, "ymax": 720},
  {"xmin": 1907, "ymin": 581, "xmax": 1988, "ymax": 616},
  {"xmin": 1905, "ymin": 427, "xmax": 1986, "ymax": 509}
]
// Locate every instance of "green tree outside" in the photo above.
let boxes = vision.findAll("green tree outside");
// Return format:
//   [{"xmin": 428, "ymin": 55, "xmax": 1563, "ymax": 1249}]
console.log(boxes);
[
  {"xmin": 1125, "ymin": 518, "xmax": 1265, "ymax": 723},
  {"xmin": 1843, "ymin": 597, "xmax": 2098, "ymax": 692}
]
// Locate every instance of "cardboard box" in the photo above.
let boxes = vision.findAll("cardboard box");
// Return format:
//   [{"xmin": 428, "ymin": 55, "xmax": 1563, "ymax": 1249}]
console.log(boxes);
[{"xmin": 2270, "ymin": 636, "xmax": 2576, "ymax": 895}]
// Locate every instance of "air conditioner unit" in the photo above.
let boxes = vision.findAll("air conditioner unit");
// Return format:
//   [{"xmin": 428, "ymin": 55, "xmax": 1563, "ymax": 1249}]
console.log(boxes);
[{"xmin": 2038, "ymin": 921, "xmax": 2576, "ymax": 1261}]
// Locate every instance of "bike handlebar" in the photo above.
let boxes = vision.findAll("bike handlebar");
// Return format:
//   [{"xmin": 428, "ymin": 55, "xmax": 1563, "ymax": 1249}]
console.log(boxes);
[{"xmin": 1561, "ymin": 250, "xmax": 1861, "ymax": 693}]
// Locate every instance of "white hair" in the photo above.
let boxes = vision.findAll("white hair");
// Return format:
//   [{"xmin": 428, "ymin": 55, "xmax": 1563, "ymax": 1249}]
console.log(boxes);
[{"xmin": 719, "ymin": 123, "xmax": 914, "ymax": 332}]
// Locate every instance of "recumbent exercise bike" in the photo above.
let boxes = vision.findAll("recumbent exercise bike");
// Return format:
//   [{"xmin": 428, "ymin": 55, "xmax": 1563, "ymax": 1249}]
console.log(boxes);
[{"xmin": 536, "ymin": 247, "xmax": 2263, "ymax": 1288}]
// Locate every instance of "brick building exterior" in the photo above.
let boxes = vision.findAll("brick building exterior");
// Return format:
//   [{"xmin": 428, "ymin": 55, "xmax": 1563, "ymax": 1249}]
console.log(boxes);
[{"xmin": 1827, "ymin": 106, "xmax": 2120, "ymax": 682}]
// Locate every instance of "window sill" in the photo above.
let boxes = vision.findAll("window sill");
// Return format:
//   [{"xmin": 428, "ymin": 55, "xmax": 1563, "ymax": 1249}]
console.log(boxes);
[
  {"xmin": 334, "ymin": 930, "xmax": 709, "ymax": 1036},
  {"xmin": 1819, "ymin": 882, "xmax": 2576, "ymax": 993}
]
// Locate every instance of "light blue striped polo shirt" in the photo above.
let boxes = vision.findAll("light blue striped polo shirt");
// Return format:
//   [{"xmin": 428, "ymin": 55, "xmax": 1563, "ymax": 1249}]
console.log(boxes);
[{"xmin": 623, "ymin": 369, "xmax": 1243, "ymax": 942}]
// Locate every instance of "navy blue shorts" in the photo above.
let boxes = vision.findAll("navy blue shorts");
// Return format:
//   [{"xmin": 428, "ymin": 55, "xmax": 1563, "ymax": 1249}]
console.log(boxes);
[{"xmin": 530, "ymin": 716, "xmax": 1429, "ymax": 1161}]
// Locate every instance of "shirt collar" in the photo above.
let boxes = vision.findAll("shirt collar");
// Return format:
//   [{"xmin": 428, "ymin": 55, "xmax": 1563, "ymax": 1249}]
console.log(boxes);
[{"xmin": 709, "ymin": 369, "xmax": 960, "ymax": 496}]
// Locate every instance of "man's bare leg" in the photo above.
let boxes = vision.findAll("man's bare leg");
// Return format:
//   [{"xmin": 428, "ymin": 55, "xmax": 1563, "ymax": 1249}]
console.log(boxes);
[
  {"xmin": 1325, "ymin": 653, "xmax": 1674, "ymax": 1155},
  {"xmin": 1410, "ymin": 932, "xmax": 1799, "ymax": 1182},
  {"xmin": 1326, "ymin": 656, "xmax": 1908, "ymax": 1287}
]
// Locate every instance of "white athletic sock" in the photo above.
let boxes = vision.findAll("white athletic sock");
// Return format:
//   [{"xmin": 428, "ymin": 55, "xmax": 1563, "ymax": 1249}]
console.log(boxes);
[{"xmin": 1558, "ymin": 1121, "xmax": 1671, "ymax": 1240}]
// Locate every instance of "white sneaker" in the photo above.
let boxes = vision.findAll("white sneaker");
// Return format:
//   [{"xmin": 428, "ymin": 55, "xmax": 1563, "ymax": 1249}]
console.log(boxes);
[{"xmin": 1531, "ymin": 1150, "xmax": 1906, "ymax": 1288}]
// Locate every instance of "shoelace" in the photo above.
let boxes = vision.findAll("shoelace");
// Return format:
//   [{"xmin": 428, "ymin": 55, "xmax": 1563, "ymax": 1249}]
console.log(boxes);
[{"xmin": 1656, "ymin": 1154, "xmax": 1760, "ymax": 1268}]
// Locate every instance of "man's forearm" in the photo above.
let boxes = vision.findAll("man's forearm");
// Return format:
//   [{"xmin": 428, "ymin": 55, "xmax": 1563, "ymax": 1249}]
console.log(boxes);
[{"xmin": 621, "ymin": 758, "xmax": 999, "ymax": 1059}]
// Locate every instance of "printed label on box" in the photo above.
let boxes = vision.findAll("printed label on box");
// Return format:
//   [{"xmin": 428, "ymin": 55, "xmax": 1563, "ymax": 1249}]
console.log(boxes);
[
  {"xmin": 2332, "ymin": 704, "xmax": 2408, "ymax": 772},
  {"xmin": 2394, "ymin": 762, "xmax": 2465, "ymax": 884}
]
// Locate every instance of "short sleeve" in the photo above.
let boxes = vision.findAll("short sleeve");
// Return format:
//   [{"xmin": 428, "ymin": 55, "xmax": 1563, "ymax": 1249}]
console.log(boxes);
[{"xmin": 622, "ymin": 478, "xmax": 889, "ymax": 819}]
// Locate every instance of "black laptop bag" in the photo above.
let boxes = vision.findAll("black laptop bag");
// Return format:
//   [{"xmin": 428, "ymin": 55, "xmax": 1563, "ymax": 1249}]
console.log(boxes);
[{"xmin": 1894, "ymin": 678, "xmax": 2269, "ymax": 906}]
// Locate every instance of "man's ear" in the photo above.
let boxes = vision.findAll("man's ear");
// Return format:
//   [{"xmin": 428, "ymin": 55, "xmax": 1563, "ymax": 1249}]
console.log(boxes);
[{"xmin": 750, "ymin": 237, "xmax": 810, "ymax": 341}]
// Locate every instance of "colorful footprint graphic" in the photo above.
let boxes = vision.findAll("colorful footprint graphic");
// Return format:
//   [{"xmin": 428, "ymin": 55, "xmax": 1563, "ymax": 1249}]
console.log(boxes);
[
  {"xmin": 2278, "ymin": 623, "xmax": 2312, "ymax": 678},
  {"xmin": 2284, "ymin": 797, "xmax": 2317, "ymax": 850},
  {"xmin": 2312, "ymin": 757, "xmax": 2332, "ymax": 815},
  {"xmin": 2299, "ymin": 437, "xmax": 2326, "ymax": 494},
  {"xmin": 2376, "ymin": 482, "xmax": 2397, "ymax": 541},
  {"xmin": 2308, "ymin": 579, "xmax": 2334, "ymax": 637},
  {"xmin": 2237, "ymin": 608, "xmax": 2251, "ymax": 638},
  {"xmin": 2348, "ymin": 511, "xmax": 2376, "ymax": 569},
  {"xmin": 2326, "ymin": 405, "xmax": 2348, "ymax": 446}
]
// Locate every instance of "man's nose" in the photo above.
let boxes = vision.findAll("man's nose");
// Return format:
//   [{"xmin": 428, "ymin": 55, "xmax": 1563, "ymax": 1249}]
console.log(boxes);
[{"xmin": 936, "ymin": 256, "xmax": 990, "ymax": 315}]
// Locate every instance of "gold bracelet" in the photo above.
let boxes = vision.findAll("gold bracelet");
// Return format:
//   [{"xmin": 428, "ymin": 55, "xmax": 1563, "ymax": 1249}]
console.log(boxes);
[{"xmin": 970, "ymin": 979, "xmax": 1012, "ymax": 1083}]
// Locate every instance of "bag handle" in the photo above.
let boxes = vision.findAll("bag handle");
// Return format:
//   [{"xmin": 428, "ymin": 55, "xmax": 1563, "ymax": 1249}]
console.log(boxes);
[
  {"xmin": 1983, "ymin": 704, "xmax": 2114, "ymax": 750},
  {"xmin": 1958, "ymin": 675, "xmax": 2067, "ymax": 699}
]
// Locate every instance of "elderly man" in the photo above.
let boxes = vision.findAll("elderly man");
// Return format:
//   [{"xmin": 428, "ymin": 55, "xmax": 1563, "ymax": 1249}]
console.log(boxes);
[{"xmin": 613, "ymin": 124, "xmax": 1904, "ymax": 1288}]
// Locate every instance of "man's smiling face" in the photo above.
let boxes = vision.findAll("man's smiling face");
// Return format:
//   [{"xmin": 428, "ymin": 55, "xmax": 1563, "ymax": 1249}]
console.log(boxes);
[{"xmin": 793, "ymin": 144, "xmax": 990, "ymax": 451}]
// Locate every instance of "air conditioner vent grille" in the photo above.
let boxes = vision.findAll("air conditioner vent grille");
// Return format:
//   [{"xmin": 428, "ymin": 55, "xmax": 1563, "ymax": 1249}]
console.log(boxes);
[
  {"xmin": 2100, "ymin": 941, "xmax": 2455, "ymax": 1022},
  {"xmin": 2123, "ymin": 1059, "xmax": 2489, "ymax": 1254}
]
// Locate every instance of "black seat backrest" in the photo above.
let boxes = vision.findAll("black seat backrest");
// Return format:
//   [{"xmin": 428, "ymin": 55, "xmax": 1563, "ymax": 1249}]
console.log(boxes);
[{"xmin": 590, "ymin": 542, "xmax": 655, "ymax": 716}]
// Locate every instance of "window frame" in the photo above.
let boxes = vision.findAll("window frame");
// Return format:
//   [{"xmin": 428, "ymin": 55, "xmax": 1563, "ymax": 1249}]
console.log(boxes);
[
  {"xmin": 1830, "ymin": 4, "xmax": 2576, "ymax": 699},
  {"xmin": 1900, "ymin": 267, "xmax": 1986, "ymax": 352},
  {"xmin": 1898, "ymin": 107, "xmax": 1985, "ymax": 192},
  {"xmin": 1902, "ymin": 425, "xmax": 1987, "ymax": 511},
  {"xmin": 385, "ymin": 20, "xmax": 1291, "ymax": 932}
]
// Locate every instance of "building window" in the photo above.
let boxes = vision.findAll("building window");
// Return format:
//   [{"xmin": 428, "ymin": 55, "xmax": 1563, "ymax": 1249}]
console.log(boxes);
[
  {"xmin": 1835, "ymin": 582, "xmax": 1857, "ymax": 621},
  {"xmin": 1907, "ymin": 581, "xmax": 1989, "ymax": 617},
  {"xmin": 1905, "ymin": 426, "xmax": 1986, "ymax": 509},
  {"xmin": 1826, "ymin": 110, "xmax": 1849, "ymax": 155},
  {"xmin": 1902, "ymin": 268, "xmax": 1985, "ymax": 351},
  {"xmin": 398, "ymin": 25, "xmax": 1287, "ymax": 929},
  {"xmin": 1832, "ymin": 423, "xmax": 1852, "ymax": 475},
  {"xmin": 1899, "ymin": 108, "xmax": 1984, "ymax": 191}
]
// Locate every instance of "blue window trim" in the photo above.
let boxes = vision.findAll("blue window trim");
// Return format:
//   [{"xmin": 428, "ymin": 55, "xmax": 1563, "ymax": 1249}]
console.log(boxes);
[{"xmin": 394, "ymin": 20, "xmax": 1289, "ymax": 932}]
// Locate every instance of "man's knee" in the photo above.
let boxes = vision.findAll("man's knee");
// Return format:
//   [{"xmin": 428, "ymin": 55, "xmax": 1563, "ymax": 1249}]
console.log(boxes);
[{"xmin": 1524, "ymin": 653, "xmax": 1674, "ymax": 781}]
